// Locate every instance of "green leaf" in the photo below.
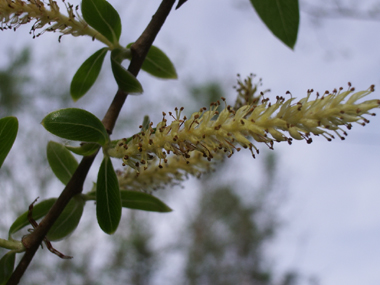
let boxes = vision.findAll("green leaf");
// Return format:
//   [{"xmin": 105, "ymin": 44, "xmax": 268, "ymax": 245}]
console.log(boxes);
[
  {"xmin": 127, "ymin": 43, "xmax": 177, "ymax": 79},
  {"xmin": 9, "ymin": 198, "xmax": 57, "ymax": 236},
  {"xmin": 47, "ymin": 141, "xmax": 78, "ymax": 185},
  {"xmin": 250, "ymin": 0, "xmax": 299, "ymax": 49},
  {"xmin": 41, "ymin": 108, "xmax": 108, "ymax": 145},
  {"xmin": 0, "ymin": 117, "xmax": 18, "ymax": 168},
  {"xmin": 8, "ymin": 196, "xmax": 84, "ymax": 241},
  {"xmin": 47, "ymin": 195, "xmax": 85, "ymax": 241},
  {"xmin": 85, "ymin": 190, "xmax": 172, "ymax": 212},
  {"xmin": 81, "ymin": 0, "xmax": 121, "ymax": 45},
  {"xmin": 111, "ymin": 49, "xmax": 143, "ymax": 94},
  {"xmin": 96, "ymin": 157, "xmax": 121, "ymax": 234},
  {"xmin": 141, "ymin": 115, "xmax": 150, "ymax": 131},
  {"xmin": 70, "ymin": 48, "xmax": 108, "ymax": 101},
  {"xmin": 120, "ymin": 190, "xmax": 172, "ymax": 212},
  {"xmin": 0, "ymin": 251, "xmax": 15, "ymax": 285},
  {"xmin": 66, "ymin": 142, "xmax": 100, "ymax": 156}
]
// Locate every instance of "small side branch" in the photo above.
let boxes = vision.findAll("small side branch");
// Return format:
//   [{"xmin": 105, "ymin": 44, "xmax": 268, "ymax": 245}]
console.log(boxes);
[{"xmin": 23, "ymin": 197, "xmax": 72, "ymax": 259}]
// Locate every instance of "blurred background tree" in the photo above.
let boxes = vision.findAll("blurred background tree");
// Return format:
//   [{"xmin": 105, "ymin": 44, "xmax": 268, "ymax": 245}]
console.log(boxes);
[
  {"xmin": 2, "ymin": 0, "xmax": 379, "ymax": 283},
  {"xmin": 0, "ymin": 49, "xmax": 310, "ymax": 284}
]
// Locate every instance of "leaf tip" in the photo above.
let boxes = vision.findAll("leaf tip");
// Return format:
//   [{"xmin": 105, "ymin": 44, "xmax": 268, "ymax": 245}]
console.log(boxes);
[{"xmin": 71, "ymin": 94, "xmax": 79, "ymax": 102}]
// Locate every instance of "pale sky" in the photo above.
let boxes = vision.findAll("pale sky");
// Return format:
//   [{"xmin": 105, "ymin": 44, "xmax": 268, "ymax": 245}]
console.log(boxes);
[
  {"xmin": 159, "ymin": 1, "xmax": 380, "ymax": 284},
  {"xmin": 142, "ymin": 1, "xmax": 380, "ymax": 284}
]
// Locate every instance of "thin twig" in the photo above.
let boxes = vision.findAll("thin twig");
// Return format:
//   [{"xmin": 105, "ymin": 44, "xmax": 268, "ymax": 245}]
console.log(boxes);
[
  {"xmin": 7, "ymin": 0, "xmax": 176, "ymax": 283},
  {"xmin": 26, "ymin": 197, "xmax": 73, "ymax": 259}
]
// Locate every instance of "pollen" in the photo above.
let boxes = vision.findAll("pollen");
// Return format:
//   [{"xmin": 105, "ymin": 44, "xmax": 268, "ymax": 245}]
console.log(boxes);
[
  {"xmin": 0, "ymin": 0, "xmax": 112, "ymax": 46},
  {"xmin": 107, "ymin": 78, "xmax": 379, "ymax": 176}
]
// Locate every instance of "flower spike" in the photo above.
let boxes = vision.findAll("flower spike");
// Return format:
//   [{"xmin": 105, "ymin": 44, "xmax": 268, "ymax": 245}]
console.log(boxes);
[
  {"xmin": 108, "ymin": 81, "xmax": 379, "ymax": 177},
  {"xmin": 0, "ymin": 0, "xmax": 112, "ymax": 46}
]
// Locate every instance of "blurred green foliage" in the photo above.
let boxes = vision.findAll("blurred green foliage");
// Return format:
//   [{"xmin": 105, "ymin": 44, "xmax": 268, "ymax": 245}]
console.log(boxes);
[
  {"xmin": 0, "ymin": 45, "xmax": 307, "ymax": 285},
  {"xmin": 0, "ymin": 49, "xmax": 30, "ymax": 115}
]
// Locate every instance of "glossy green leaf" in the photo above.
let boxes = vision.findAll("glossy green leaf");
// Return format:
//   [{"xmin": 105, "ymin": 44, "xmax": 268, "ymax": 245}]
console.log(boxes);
[
  {"xmin": 9, "ymin": 198, "xmax": 56, "ymax": 236},
  {"xmin": 47, "ymin": 141, "xmax": 78, "ymax": 185},
  {"xmin": 70, "ymin": 48, "xmax": 108, "ymax": 101},
  {"xmin": 250, "ymin": 0, "xmax": 299, "ymax": 49},
  {"xmin": 8, "ymin": 196, "xmax": 84, "ymax": 241},
  {"xmin": 41, "ymin": 108, "xmax": 108, "ymax": 145},
  {"xmin": 86, "ymin": 190, "xmax": 172, "ymax": 212},
  {"xmin": 81, "ymin": 0, "xmax": 121, "ymax": 44},
  {"xmin": 0, "ymin": 117, "xmax": 18, "ymax": 168},
  {"xmin": 96, "ymin": 157, "xmax": 121, "ymax": 234},
  {"xmin": 111, "ymin": 50, "xmax": 143, "ymax": 94},
  {"xmin": 66, "ymin": 142, "xmax": 100, "ymax": 156},
  {"xmin": 47, "ymin": 195, "xmax": 85, "ymax": 241},
  {"xmin": 0, "ymin": 251, "xmax": 15, "ymax": 285},
  {"xmin": 120, "ymin": 190, "xmax": 172, "ymax": 212},
  {"xmin": 127, "ymin": 43, "xmax": 177, "ymax": 79}
]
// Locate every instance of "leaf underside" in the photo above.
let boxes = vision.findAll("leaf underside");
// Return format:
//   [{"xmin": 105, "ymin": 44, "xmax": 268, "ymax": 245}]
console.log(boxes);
[
  {"xmin": 250, "ymin": 0, "xmax": 299, "ymax": 49},
  {"xmin": 81, "ymin": 0, "xmax": 122, "ymax": 44},
  {"xmin": 111, "ymin": 50, "xmax": 143, "ymax": 94},
  {"xmin": 70, "ymin": 48, "xmax": 108, "ymax": 101},
  {"xmin": 127, "ymin": 43, "xmax": 177, "ymax": 79},
  {"xmin": 47, "ymin": 141, "xmax": 78, "ymax": 185},
  {"xmin": 0, "ymin": 117, "xmax": 18, "ymax": 168},
  {"xmin": 96, "ymin": 157, "xmax": 121, "ymax": 234}
]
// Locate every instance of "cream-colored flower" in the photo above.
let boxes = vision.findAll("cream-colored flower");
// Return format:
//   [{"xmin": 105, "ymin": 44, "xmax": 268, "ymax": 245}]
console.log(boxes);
[
  {"xmin": 117, "ymin": 152, "xmax": 219, "ymax": 192},
  {"xmin": 108, "ymin": 83, "xmax": 379, "ymax": 174},
  {"xmin": 0, "ymin": 0, "xmax": 112, "ymax": 46}
]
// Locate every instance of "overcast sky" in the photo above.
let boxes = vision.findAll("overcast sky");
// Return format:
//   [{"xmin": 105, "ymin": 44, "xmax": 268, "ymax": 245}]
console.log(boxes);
[
  {"xmin": 136, "ymin": 1, "xmax": 380, "ymax": 284},
  {"xmin": 1, "ymin": 0, "xmax": 380, "ymax": 284}
]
